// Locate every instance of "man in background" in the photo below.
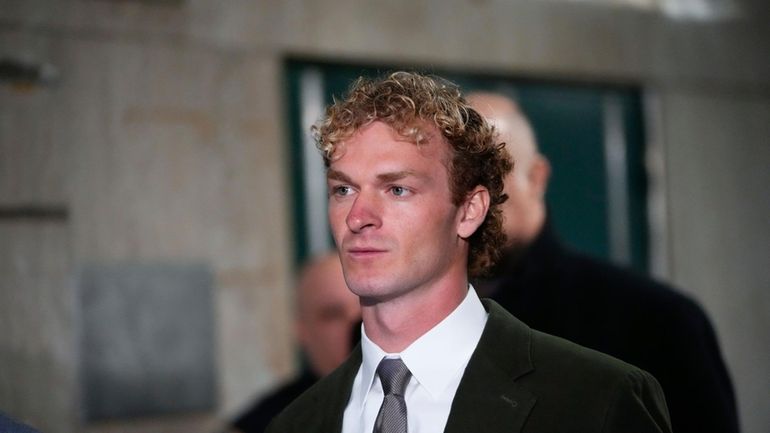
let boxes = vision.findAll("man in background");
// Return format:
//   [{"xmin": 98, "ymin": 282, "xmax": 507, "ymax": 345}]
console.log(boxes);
[
  {"xmin": 468, "ymin": 92, "xmax": 739, "ymax": 433},
  {"xmin": 232, "ymin": 251, "xmax": 360, "ymax": 433}
]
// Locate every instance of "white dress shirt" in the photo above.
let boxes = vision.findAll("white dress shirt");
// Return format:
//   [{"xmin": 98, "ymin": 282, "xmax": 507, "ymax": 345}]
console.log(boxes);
[{"xmin": 342, "ymin": 286, "xmax": 488, "ymax": 433}]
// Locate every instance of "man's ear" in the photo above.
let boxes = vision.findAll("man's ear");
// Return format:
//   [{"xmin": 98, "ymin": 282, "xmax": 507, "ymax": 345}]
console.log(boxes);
[
  {"xmin": 529, "ymin": 155, "xmax": 551, "ymax": 199},
  {"xmin": 458, "ymin": 186, "xmax": 490, "ymax": 239}
]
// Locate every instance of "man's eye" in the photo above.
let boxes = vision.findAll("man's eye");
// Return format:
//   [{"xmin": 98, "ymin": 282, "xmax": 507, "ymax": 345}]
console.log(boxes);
[
  {"xmin": 390, "ymin": 186, "xmax": 409, "ymax": 197},
  {"xmin": 332, "ymin": 185, "xmax": 352, "ymax": 196}
]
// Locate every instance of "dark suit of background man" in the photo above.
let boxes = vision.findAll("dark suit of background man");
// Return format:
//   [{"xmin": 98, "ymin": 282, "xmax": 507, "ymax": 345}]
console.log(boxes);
[
  {"xmin": 268, "ymin": 71, "xmax": 671, "ymax": 432},
  {"xmin": 467, "ymin": 92, "xmax": 739, "ymax": 433}
]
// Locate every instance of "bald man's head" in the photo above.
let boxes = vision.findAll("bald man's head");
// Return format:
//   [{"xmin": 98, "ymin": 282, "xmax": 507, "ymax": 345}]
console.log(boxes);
[{"xmin": 467, "ymin": 92, "xmax": 550, "ymax": 246}]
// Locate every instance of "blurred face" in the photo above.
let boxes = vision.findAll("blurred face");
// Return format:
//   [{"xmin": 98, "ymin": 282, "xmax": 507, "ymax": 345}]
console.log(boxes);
[
  {"xmin": 296, "ymin": 256, "xmax": 360, "ymax": 377},
  {"xmin": 327, "ymin": 121, "xmax": 466, "ymax": 303},
  {"xmin": 468, "ymin": 93, "xmax": 545, "ymax": 246},
  {"xmin": 499, "ymin": 141, "xmax": 537, "ymax": 244}
]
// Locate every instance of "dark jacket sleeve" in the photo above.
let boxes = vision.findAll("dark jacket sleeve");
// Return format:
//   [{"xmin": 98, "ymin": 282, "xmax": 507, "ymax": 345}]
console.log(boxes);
[
  {"xmin": 601, "ymin": 369, "xmax": 672, "ymax": 433},
  {"xmin": 657, "ymin": 298, "xmax": 739, "ymax": 433}
]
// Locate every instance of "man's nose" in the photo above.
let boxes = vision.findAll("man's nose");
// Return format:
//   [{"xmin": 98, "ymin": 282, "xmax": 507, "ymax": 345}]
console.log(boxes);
[{"xmin": 345, "ymin": 191, "xmax": 382, "ymax": 233}]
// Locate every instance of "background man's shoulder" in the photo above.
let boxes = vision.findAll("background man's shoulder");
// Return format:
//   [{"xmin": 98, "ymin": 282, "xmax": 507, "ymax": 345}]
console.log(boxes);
[
  {"xmin": 266, "ymin": 352, "xmax": 360, "ymax": 433},
  {"xmin": 566, "ymin": 247, "xmax": 714, "ymax": 324},
  {"xmin": 531, "ymin": 327, "xmax": 659, "ymax": 382}
]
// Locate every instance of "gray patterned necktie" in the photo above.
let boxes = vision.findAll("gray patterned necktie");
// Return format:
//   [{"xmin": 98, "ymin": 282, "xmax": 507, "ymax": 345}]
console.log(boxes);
[{"xmin": 373, "ymin": 358, "xmax": 412, "ymax": 433}]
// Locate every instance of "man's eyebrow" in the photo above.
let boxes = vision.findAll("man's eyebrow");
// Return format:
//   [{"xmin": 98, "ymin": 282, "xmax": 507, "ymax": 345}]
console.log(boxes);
[
  {"xmin": 327, "ymin": 169, "xmax": 427, "ymax": 184},
  {"xmin": 326, "ymin": 169, "xmax": 353, "ymax": 183},
  {"xmin": 377, "ymin": 171, "xmax": 421, "ymax": 183}
]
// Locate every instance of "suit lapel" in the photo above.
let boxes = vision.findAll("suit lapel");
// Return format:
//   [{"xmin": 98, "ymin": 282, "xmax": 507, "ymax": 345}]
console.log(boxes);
[
  {"xmin": 443, "ymin": 300, "xmax": 537, "ymax": 433},
  {"xmin": 312, "ymin": 345, "xmax": 362, "ymax": 433}
]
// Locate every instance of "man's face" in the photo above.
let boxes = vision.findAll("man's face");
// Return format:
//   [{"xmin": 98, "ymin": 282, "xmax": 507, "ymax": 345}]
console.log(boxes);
[
  {"xmin": 499, "ymin": 153, "xmax": 535, "ymax": 245},
  {"xmin": 326, "ymin": 121, "xmax": 466, "ymax": 303},
  {"xmin": 474, "ymin": 101, "xmax": 543, "ymax": 247},
  {"xmin": 297, "ymin": 256, "xmax": 360, "ymax": 377}
]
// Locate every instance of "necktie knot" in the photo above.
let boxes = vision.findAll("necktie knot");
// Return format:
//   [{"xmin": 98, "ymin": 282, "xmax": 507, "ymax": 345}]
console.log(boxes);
[{"xmin": 377, "ymin": 358, "xmax": 412, "ymax": 396}]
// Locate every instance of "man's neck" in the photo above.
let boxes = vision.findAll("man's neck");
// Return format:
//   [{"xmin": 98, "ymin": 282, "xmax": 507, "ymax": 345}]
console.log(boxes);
[
  {"xmin": 360, "ymin": 277, "xmax": 468, "ymax": 353},
  {"xmin": 505, "ymin": 204, "xmax": 546, "ymax": 249}
]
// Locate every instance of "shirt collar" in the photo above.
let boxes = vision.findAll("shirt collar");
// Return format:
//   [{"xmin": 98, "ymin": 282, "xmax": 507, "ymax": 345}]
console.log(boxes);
[{"xmin": 358, "ymin": 285, "xmax": 488, "ymax": 408}]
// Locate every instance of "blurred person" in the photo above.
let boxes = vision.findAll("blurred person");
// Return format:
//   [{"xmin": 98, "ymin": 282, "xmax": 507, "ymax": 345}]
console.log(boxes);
[
  {"xmin": 0, "ymin": 411, "xmax": 40, "ymax": 433},
  {"xmin": 231, "ymin": 251, "xmax": 360, "ymax": 433},
  {"xmin": 267, "ymin": 72, "xmax": 671, "ymax": 433},
  {"xmin": 468, "ymin": 91, "xmax": 739, "ymax": 433}
]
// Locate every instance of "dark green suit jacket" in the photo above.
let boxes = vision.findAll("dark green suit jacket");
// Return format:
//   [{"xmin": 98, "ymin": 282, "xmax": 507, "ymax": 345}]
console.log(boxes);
[{"xmin": 267, "ymin": 300, "xmax": 672, "ymax": 432}]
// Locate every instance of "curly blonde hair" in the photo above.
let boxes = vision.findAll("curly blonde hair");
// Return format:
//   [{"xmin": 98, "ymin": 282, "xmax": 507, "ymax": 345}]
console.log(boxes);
[{"xmin": 313, "ymin": 71, "xmax": 512, "ymax": 276}]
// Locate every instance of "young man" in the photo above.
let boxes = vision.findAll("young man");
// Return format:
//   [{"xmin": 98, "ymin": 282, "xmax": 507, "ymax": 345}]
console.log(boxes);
[{"xmin": 267, "ymin": 72, "xmax": 671, "ymax": 433}]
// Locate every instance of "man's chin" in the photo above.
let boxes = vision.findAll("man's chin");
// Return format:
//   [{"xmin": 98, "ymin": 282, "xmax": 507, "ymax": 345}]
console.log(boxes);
[{"xmin": 346, "ymin": 279, "xmax": 394, "ymax": 304}]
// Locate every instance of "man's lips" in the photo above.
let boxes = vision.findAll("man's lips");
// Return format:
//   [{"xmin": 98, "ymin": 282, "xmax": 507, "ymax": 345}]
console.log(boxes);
[{"xmin": 346, "ymin": 247, "xmax": 387, "ymax": 257}]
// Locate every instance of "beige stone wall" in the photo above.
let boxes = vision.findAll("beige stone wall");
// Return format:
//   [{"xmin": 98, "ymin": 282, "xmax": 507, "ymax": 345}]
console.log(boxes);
[
  {"xmin": 0, "ymin": 222, "xmax": 76, "ymax": 432},
  {"xmin": 1, "ymin": 0, "xmax": 768, "ymax": 432},
  {"xmin": 1, "ymin": 2, "xmax": 296, "ymax": 431},
  {"xmin": 663, "ymin": 90, "xmax": 770, "ymax": 433}
]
